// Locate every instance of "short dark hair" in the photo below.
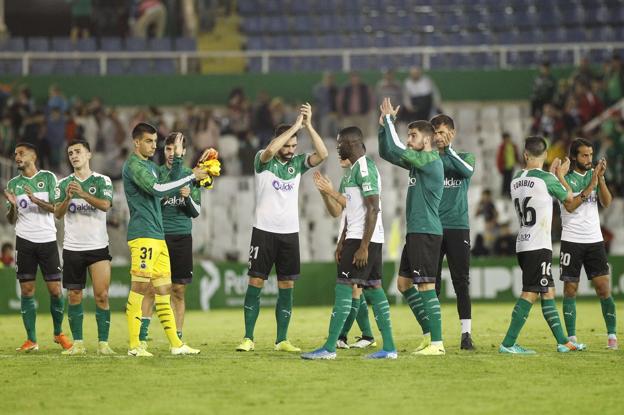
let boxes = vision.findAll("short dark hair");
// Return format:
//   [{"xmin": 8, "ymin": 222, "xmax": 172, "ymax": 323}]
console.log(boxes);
[
  {"xmin": 67, "ymin": 140, "xmax": 91, "ymax": 152},
  {"xmin": 407, "ymin": 120, "xmax": 434, "ymax": 138},
  {"xmin": 524, "ymin": 135, "xmax": 548, "ymax": 157},
  {"xmin": 165, "ymin": 132, "xmax": 186, "ymax": 148},
  {"xmin": 274, "ymin": 124, "xmax": 293, "ymax": 137},
  {"xmin": 15, "ymin": 142, "xmax": 38, "ymax": 156},
  {"xmin": 502, "ymin": 132, "xmax": 511, "ymax": 140},
  {"xmin": 569, "ymin": 137, "xmax": 593, "ymax": 159},
  {"xmin": 132, "ymin": 122, "xmax": 157, "ymax": 140},
  {"xmin": 430, "ymin": 114, "xmax": 455, "ymax": 130},
  {"xmin": 338, "ymin": 126, "xmax": 363, "ymax": 143},
  {"xmin": 1, "ymin": 242, "xmax": 12, "ymax": 252}
]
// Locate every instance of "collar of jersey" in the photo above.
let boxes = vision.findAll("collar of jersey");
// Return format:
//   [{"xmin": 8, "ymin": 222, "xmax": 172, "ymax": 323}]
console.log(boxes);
[
  {"xmin": 572, "ymin": 170, "xmax": 588, "ymax": 177},
  {"xmin": 19, "ymin": 170, "xmax": 43, "ymax": 180},
  {"xmin": 71, "ymin": 172, "xmax": 94, "ymax": 183},
  {"xmin": 349, "ymin": 155, "xmax": 367, "ymax": 171}
]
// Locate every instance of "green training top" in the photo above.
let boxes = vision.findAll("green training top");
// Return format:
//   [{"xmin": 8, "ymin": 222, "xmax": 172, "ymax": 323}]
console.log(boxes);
[
  {"xmin": 122, "ymin": 153, "xmax": 195, "ymax": 241},
  {"xmin": 158, "ymin": 164, "xmax": 201, "ymax": 236},
  {"xmin": 439, "ymin": 146, "xmax": 475, "ymax": 229},
  {"xmin": 378, "ymin": 115, "xmax": 444, "ymax": 235}
]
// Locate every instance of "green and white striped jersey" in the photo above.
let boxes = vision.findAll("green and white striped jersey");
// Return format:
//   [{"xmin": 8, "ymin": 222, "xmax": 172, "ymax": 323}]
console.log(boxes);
[
  {"xmin": 5, "ymin": 170, "xmax": 57, "ymax": 243},
  {"xmin": 511, "ymin": 169, "xmax": 568, "ymax": 252},
  {"xmin": 560, "ymin": 169, "xmax": 602, "ymax": 243},
  {"xmin": 338, "ymin": 155, "xmax": 384, "ymax": 243}
]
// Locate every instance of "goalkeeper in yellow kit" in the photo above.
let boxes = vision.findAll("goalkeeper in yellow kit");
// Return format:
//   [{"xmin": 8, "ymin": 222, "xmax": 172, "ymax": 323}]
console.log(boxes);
[{"xmin": 122, "ymin": 123, "xmax": 215, "ymax": 356}]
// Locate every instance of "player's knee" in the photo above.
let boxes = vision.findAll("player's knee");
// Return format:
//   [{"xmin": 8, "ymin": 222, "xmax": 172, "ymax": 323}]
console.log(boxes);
[
  {"xmin": 396, "ymin": 277, "xmax": 412, "ymax": 293},
  {"xmin": 68, "ymin": 290, "xmax": 83, "ymax": 304},
  {"xmin": 563, "ymin": 283, "xmax": 578, "ymax": 298},
  {"xmin": 172, "ymin": 286, "xmax": 185, "ymax": 301},
  {"xmin": 47, "ymin": 283, "xmax": 63, "ymax": 297},
  {"xmin": 249, "ymin": 277, "xmax": 264, "ymax": 288},
  {"xmin": 278, "ymin": 280, "xmax": 294, "ymax": 289},
  {"xmin": 94, "ymin": 290, "xmax": 109, "ymax": 307},
  {"xmin": 593, "ymin": 278, "xmax": 611, "ymax": 299},
  {"xmin": 20, "ymin": 283, "xmax": 35, "ymax": 297}
]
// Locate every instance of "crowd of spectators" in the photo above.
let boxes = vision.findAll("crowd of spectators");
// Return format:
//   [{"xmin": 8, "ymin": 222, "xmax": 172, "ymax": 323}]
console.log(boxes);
[{"xmin": 529, "ymin": 54, "xmax": 624, "ymax": 196}]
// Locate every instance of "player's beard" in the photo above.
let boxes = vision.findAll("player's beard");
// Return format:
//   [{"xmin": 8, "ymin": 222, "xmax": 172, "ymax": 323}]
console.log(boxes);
[{"xmin": 577, "ymin": 161, "xmax": 592, "ymax": 172}]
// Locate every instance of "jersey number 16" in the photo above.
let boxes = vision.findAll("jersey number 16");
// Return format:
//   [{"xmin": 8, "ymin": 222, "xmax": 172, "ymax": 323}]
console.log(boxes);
[{"xmin": 514, "ymin": 197, "xmax": 536, "ymax": 227}]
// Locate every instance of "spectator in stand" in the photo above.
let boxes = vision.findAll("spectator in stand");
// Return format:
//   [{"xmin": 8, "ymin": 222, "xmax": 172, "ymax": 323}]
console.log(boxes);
[
  {"xmin": 0, "ymin": 112, "xmax": 14, "ymax": 157},
  {"xmin": 193, "ymin": 108, "xmax": 220, "ymax": 163},
  {"xmin": 496, "ymin": 132, "xmax": 520, "ymax": 198},
  {"xmin": 493, "ymin": 222, "xmax": 516, "ymax": 256},
  {"xmin": 1, "ymin": 242, "xmax": 14, "ymax": 267},
  {"xmin": 376, "ymin": 69, "xmax": 403, "ymax": 112},
  {"xmin": 66, "ymin": 0, "xmax": 92, "ymax": 41},
  {"xmin": 21, "ymin": 110, "xmax": 45, "ymax": 152},
  {"xmin": 222, "ymin": 87, "xmax": 250, "ymax": 139},
  {"xmin": 530, "ymin": 61, "xmax": 556, "ymax": 118},
  {"xmin": 473, "ymin": 189, "xmax": 499, "ymax": 257},
  {"xmin": 475, "ymin": 188, "xmax": 498, "ymax": 224},
  {"xmin": 562, "ymin": 95, "xmax": 582, "ymax": 134},
  {"xmin": 8, "ymin": 87, "xmax": 35, "ymax": 139},
  {"xmin": 571, "ymin": 56, "xmax": 597, "ymax": 86},
  {"xmin": 532, "ymin": 103, "xmax": 565, "ymax": 140},
  {"xmin": 402, "ymin": 66, "xmax": 440, "ymax": 121},
  {"xmin": 44, "ymin": 107, "xmax": 66, "ymax": 172},
  {"xmin": 338, "ymin": 71, "xmax": 373, "ymax": 136},
  {"xmin": 605, "ymin": 54, "xmax": 624, "ymax": 106},
  {"xmin": 47, "ymin": 84, "xmax": 68, "ymax": 115},
  {"xmin": 574, "ymin": 80, "xmax": 604, "ymax": 124},
  {"xmin": 252, "ymin": 90, "xmax": 275, "ymax": 147},
  {"xmin": 132, "ymin": 0, "xmax": 167, "ymax": 38},
  {"xmin": 312, "ymin": 71, "xmax": 338, "ymax": 139}
]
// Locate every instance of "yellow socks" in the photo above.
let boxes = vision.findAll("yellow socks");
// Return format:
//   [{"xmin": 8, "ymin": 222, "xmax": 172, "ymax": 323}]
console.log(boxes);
[
  {"xmin": 126, "ymin": 290, "xmax": 144, "ymax": 349},
  {"xmin": 155, "ymin": 294, "xmax": 183, "ymax": 348}
]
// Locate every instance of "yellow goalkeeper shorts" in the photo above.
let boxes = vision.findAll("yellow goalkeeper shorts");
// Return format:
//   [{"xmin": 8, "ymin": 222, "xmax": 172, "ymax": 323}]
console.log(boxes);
[{"xmin": 128, "ymin": 238, "xmax": 171, "ymax": 286}]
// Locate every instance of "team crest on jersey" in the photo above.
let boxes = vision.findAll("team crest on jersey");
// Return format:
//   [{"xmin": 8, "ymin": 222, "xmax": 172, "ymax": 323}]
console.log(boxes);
[
  {"xmin": 37, "ymin": 181, "xmax": 45, "ymax": 189},
  {"xmin": 287, "ymin": 166, "xmax": 295, "ymax": 175},
  {"xmin": 89, "ymin": 186, "xmax": 97, "ymax": 195}
]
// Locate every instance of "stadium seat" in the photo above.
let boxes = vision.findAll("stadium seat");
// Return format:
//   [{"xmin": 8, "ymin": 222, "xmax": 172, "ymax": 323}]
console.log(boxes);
[
  {"xmin": 51, "ymin": 37, "xmax": 73, "ymax": 51},
  {"xmin": 100, "ymin": 37, "xmax": 123, "ymax": 51},
  {"xmin": 174, "ymin": 37, "xmax": 197, "ymax": 51},
  {"xmin": 0, "ymin": 37, "xmax": 25, "ymax": 51},
  {"xmin": 27, "ymin": 37, "xmax": 49, "ymax": 51},
  {"xmin": 126, "ymin": 37, "xmax": 148, "ymax": 51}
]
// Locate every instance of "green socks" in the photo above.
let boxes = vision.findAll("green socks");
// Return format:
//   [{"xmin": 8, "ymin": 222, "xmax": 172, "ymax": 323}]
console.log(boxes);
[
  {"xmin": 50, "ymin": 295, "xmax": 65, "ymax": 336},
  {"xmin": 68, "ymin": 303, "xmax": 84, "ymax": 341},
  {"xmin": 402, "ymin": 286, "xmax": 430, "ymax": 335},
  {"xmin": 502, "ymin": 298, "xmax": 532, "ymax": 347},
  {"xmin": 275, "ymin": 287, "xmax": 293, "ymax": 343},
  {"xmin": 339, "ymin": 298, "xmax": 360, "ymax": 340},
  {"xmin": 356, "ymin": 296, "xmax": 374, "ymax": 338},
  {"xmin": 363, "ymin": 287, "xmax": 396, "ymax": 352},
  {"xmin": 420, "ymin": 289, "xmax": 442, "ymax": 342},
  {"xmin": 600, "ymin": 296, "xmax": 617, "ymax": 335},
  {"xmin": 243, "ymin": 285, "xmax": 262, "ymax": 340},
  {"xmin": 542, "ymin": 298, "xmax": 568, "ymax": 344},
  {"xmin": 96, "ymin": 306, "xmax": 111, "ymax": 342},
  {"xmin": 139, "ymin": 317, "xmax": 151, "ymax": 341},
  {"xmin": 562, "ymin": 297, "xmax": 576, "ymax": 338},
  {"xmin": 323, "ymin": 284, "xmax": 354, "ymax": 352},
  {"xmin": 21, "ymin": 295, "xmax": 37, "ymax": 342}
]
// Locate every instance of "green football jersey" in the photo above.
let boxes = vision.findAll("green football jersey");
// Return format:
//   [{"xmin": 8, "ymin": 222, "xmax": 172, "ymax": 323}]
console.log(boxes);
[
  {"xmin": 158, "ymin": 164, "xmax": 201, "ymax": 236},
  {"xmin": 560, "ymin": 169, "xmax": 602, "ymax": 243},
  {"xmin": 439, "ymin": 146, "xmax": 475, "ymax": 229},
  {"xmin": 253, "ymin": 150, "xmax": 311, "ymax": 234},
  {"xmin": 378, "ymin": 116, "xmax": 444, "ymax": 235},
  {"xmin": 122, "ymin": 153, "xmax": 195, "ymax": 241},
  {"xmin": 55, "ymin": 172, "xmax": 113, "ymax": 251},
  {"xmin": 5, "ymin": 170, "xmax": 57, "ymax": 243}
]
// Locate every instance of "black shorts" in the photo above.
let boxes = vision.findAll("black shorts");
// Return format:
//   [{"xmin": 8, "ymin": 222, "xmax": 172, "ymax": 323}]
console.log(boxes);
[
  {"xmin": 15, "ymin": 236, "xmax": 62, "ymax": 282},
  {"xmin": 248, "ymin": 227, "xmax": 300, "ymax": 281},
  {"xmin": 559, "ymin": 240, "xmax": 610, "ymax": 282},
  {"xmin": 62, "ymin": 247, "xmax": 112, "ymax": 290},
  {"xmin": 517, "ymin": 249, "xmax": 554, "ymax": 293},
  {"xmin": 436, "ymin": 228, "xmax": 471, "ymax": 283},
  {"xmin": 399, "ymin": 233, "xmax": 443, "ymax": 284},
  {"xmin": 336, "ymin": 239, "xmax": 383, "ymax": 287},
  {"xmin": 165, "ymin": 234, "xmax": 193, "ymax": 285}
]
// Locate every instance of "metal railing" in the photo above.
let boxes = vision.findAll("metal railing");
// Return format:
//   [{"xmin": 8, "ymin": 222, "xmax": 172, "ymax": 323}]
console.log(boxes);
[{"xmin": 1, "ymin": 42, "xmax": 623, "ymax": 75}]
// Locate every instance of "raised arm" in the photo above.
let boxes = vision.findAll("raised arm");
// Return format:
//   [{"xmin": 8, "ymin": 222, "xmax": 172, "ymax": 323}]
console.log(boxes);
[
  {"xmin": 259, "ymin": 114, "xmax": 303, "ymax": 164},
  {"xmin": 301, "ymin": 103, "xmax": 328, "ymax": 167},
  {"xmin": 549, "ymin": 158, "xmax": 574, "ymax": 206},
  {"xmin": 444, "ymin": 145, "xmax": 475, "ymax": 178},
  {"xmin": 378, "ymin": 100, "xmax": 410, "ymax": 169},
  {"xmin": 129, "ymin": 157, "xmax": 207, "ymax": 198},
  {"xmin": 313, "ymin": 171, "xmax": 345, "ymax": 218},
  {"xmin": 182, "ymin": 184, "xmax": 201, "ymax": 218},
  {"xmin": 596, "ymin": 159, "xmax": 612, "ymax": 208}
]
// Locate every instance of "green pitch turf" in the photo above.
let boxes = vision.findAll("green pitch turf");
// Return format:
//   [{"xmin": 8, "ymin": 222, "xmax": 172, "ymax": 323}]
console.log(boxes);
[{"xmin": 0, "ymin": 302, "xmax": 621, "ymax": 415}]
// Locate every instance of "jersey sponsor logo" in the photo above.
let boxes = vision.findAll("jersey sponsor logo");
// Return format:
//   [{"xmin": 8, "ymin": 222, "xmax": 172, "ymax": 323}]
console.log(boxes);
[
  {"xmin": 19, "ymin": 199, "xmax": 28, "ymax": 209},
  {"xmin": 54, "ymin": 187, "xmax": 61, "ymax": 200},
  {"xmin": 272, "ymin": 180, "xmax": 295, "ymax": 192},
  {"xmin": 512, "ymin": 179, "xmax": 535, "ymax": 190},
  {"xmin": 68, "ymin": 202, "xmax": 97, "ymax": 213},
  {"xmin": 37, "ymin": 181, "xmax": 45, "ymax": 189},
  {"xmin": 88, "ymin": 186, "xmax": 97, "ymax": 195},
  {"xmin": 408, "ymin": 177, "xmax": 417, "ymax": 186},
  {"xmin": 362, "ymin": 183, "xmax": 372, "ymax": 192},
  {"xmin": 518, "ymin": 233, "xmax": 531, "ymax": 242},
  {"xmin": 444, "ymin": 177, "xmax": 462, "ymax": 188},
  {"xmin": 163, "ymin": 195, "xmax": 187, "ymax": 207}
]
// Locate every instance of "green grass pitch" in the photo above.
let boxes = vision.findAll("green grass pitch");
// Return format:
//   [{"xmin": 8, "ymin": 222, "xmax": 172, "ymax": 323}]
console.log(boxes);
[{"xmin": 0, "ymin": 302, "xmax": 622, "ymax": 415}]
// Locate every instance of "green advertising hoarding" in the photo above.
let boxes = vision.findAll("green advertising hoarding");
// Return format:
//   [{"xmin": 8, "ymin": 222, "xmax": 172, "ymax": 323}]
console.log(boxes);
[{"xmin": 1, "ymin": 257, "xmax": 623, "ymax": 314}]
